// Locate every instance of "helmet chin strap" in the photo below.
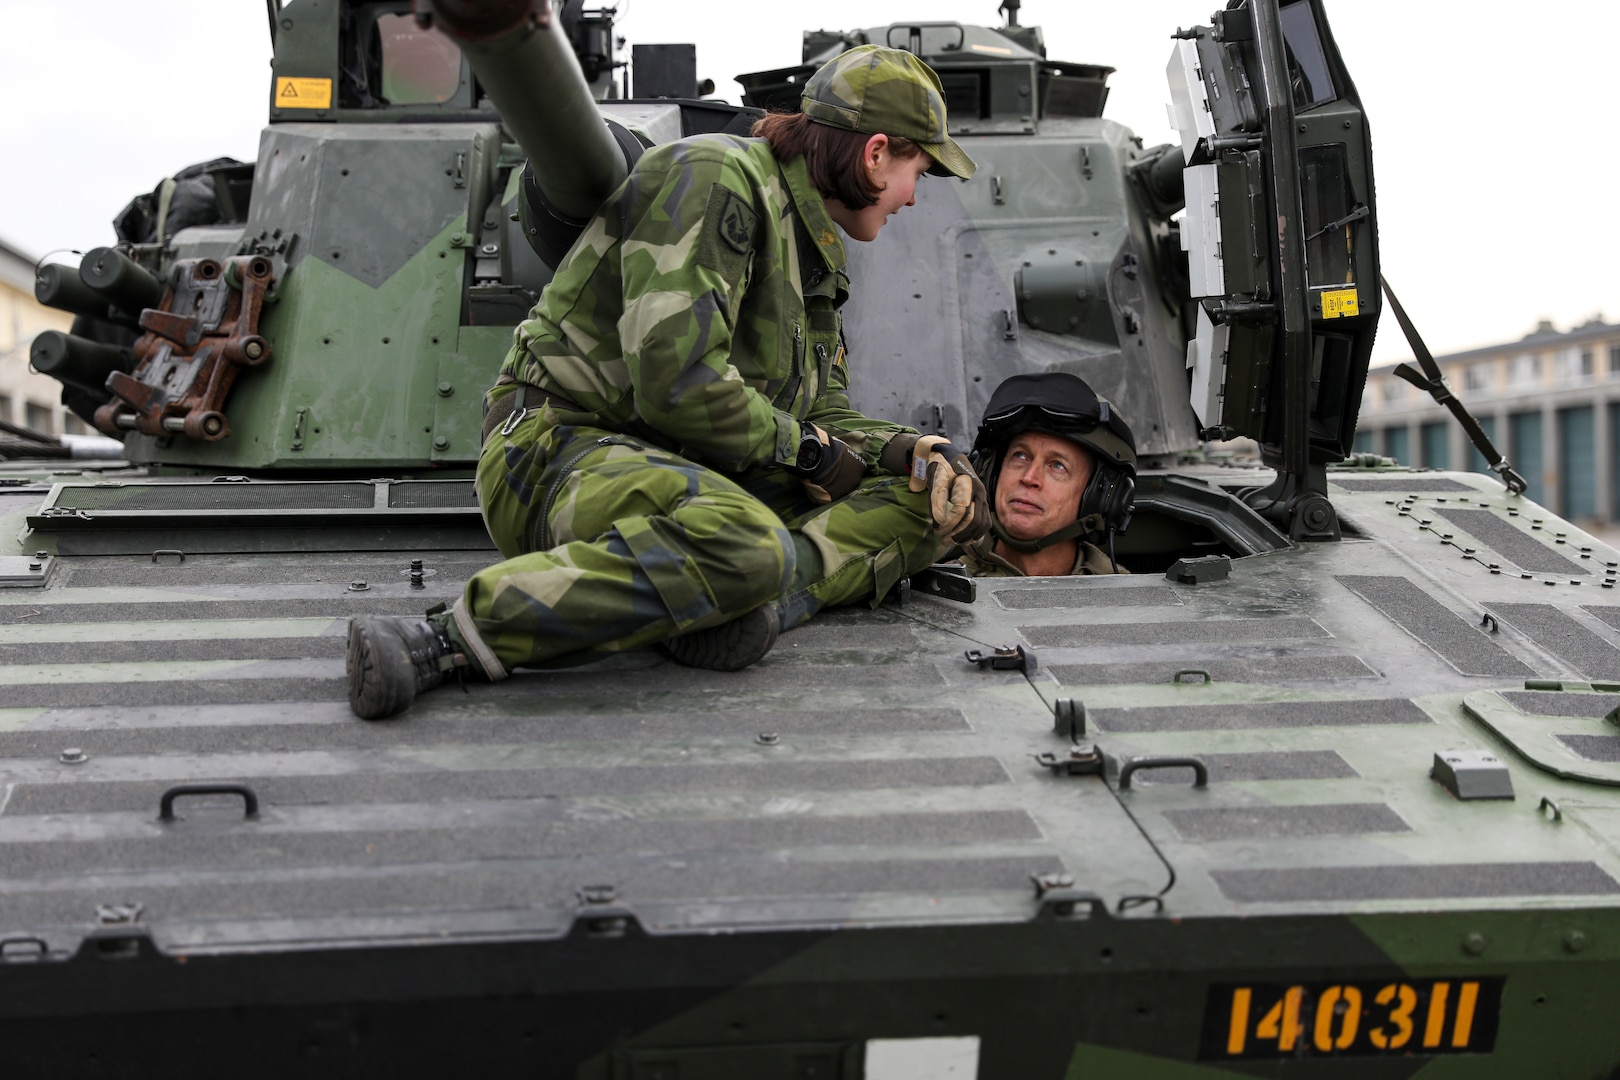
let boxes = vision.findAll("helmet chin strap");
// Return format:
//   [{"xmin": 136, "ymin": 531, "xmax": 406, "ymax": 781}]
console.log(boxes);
[{"xmin": 991, "ymin": 513, "xmax": 1108, "ymax": 554}]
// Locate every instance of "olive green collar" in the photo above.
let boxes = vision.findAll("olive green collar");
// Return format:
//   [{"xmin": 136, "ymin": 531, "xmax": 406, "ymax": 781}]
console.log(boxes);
[{"xmin": 779, "ymin": 153, "xmax": 847, "ymax": 278}]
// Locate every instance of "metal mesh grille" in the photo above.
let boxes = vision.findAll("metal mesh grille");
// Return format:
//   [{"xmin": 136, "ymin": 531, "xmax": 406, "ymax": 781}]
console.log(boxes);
[
  {"xmin": 53, "ymin": 483, "xmax": 376, "ymax": 512},
  {"xmin": 389, "ymin": 481, "xmax": 479, "ymax": 508}
]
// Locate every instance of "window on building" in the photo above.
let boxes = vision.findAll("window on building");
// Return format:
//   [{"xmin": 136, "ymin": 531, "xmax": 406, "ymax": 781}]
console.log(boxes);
[
  {"xmin": 1420, "ymin": 421, "xmax": 1449, "ymax": 469},
  {"xmin": 1509, "ymin": 353, "xmax": 1540, "ymax": 387},
  {"xmin": 62, "ymin": 413, "xmax": 88, "ymax": 436},
  {"xmin": 1554, "ymin": 347, "xmax": 1594, "ymax": 385},
  {"xmin": 1609, "ymin": 343, "xmax": 1620, "ymax": 378},
  {"xmin": 24, "ymin": 402, "xmax": 55, "ymax": 435},
  {"xmin": 0, "ymin": 394, "xmax": 11, "ymax": 425},
  {"xmin": 1381, "ymin": 378, "xmax": 1403, "ymax": 406},
  {"xmin": 1462, "ymin": 363, "xmax": 1492, "ymax": 396},
  {"xmin": 1384, "ymin": 426, "xmax": 1410, "ymax": 465}
]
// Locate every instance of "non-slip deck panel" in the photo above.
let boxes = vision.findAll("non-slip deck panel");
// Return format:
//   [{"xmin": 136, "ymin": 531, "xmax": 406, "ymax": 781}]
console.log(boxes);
[
  {"xmin": 1487, "ymin": 603, "xmax": 1620, "ymax": 680},
  {"xmin": 0, "ymin": 637, "xmax": 345, "ymax": 665},
  {"xmin": 0, "ymin": 708, "xmax": 972, "ymax": 757},
  {"xmin": 0, "ymin": 854, "xmax": 1065, "ymax": 927},
  {"xmin": 1433, "ymin": 508, "xmax": 1589, "ymax": 575},
  {"xmin": 0, "ymin": 809, "xmax": 1045, "ymax": 876},
  {"xmin": 1337, "ymin": 575, "xmax": 1533, "ymax": 676},
  {"xmin": 1094, "ymin": 698, "xmax": 1429, "ymax": 732},
  {"xmin": 1330, "ymin": 477, "xmax": 1473, "ymax": 492},
  {"xmin": 3, "ymin": 758, "xmax": 1015, "ymax": 815},
  {"xmin": 2, "ymin": 675, "xmax": 352, "ymax": 710},
  {"xmin": 1213, "ymin": 862, "xmax": 1620, "ymax": 902},
  {"xmin": 0, "ymin": 598, "xmax": 454, "ymax": 623},
  {"xmin": 59, "ymin": 559, "xmax": 487, "ymax": 589},
  {"xmin": 992, "ymin": 586, "xmax": 1185, "ymax": 610},
  {"xmin": 1501, "ymin": 690, "xmax": 1620, "ymax": 718},
  {"xmin": 1022, "ymin": 617, "xmax": 1327, "ymax": 648},
  {"xmin": 1052, "ymin": 655, "xmax": 1376, "ymax": 686},
  {"xmin": 1555, "ymin": 735, "xmax": 1620, "ymax": 762},
  {"xmin": 1164, "ymin": 802, "xmax": 1408, "ymax": 841},
  {"xmin": 1583, "ymin": 607, "xmax": 1620, "ymax": 632}
]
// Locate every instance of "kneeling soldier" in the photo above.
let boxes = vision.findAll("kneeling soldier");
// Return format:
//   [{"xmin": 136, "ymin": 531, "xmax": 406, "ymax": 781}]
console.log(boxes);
[{"xmin": 346, "ymin": 45, "xmax": 989, "ymax": 719}]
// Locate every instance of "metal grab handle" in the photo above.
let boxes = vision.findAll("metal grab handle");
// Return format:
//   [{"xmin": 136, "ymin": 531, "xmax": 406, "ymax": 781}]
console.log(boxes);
[
  {"xmin": 1118, "ymin": 756, "xmax": 1210, "ymax": 790},
  {"xmin": 1172, "ymin": 669, "xmax": 1212, "ymax": 684},
  {"xmin": 1539, "ymin": 796, "xmax": 1564, "ymax": 823},
  {"xmin": 158, "ymin": 783, "xmax": 260, "ymax": 822},
  {"xmin": 0, "ymin": 936, "xmax": 48, "ymax": 960}
]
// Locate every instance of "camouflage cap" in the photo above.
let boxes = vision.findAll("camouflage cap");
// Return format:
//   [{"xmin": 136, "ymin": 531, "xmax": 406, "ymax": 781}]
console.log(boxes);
[{"xmin": 800, "ymin": 45, "xmax": 976, "ymax": 180}]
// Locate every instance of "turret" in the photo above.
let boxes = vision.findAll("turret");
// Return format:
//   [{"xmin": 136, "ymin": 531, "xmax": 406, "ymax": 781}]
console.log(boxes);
[{"xmin": 27, "ymin": 0, "xmax": 664, "ymax": 473}]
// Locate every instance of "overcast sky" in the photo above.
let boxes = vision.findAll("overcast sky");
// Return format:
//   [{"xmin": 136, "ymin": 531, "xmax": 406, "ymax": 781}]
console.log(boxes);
[{"xmin": 4, "ymin": 1, "xmax": 1612, "ymax": 365}]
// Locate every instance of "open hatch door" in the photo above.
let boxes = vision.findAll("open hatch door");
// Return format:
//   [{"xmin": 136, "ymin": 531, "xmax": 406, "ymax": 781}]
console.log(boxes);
[{"xmin": 1168, "ymin": 0, "xmax": 1380, "ymax": 540}]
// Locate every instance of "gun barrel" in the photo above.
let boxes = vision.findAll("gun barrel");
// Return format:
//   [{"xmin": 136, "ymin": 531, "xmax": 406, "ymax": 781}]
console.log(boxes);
[{"xmin": 425, "ymin": 0, "xmax": 628, "ymax": 222}]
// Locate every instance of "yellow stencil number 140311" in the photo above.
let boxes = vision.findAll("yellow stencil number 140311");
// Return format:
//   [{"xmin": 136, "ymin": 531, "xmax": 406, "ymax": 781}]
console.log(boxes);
[{"xmin": 1199, "ymin": 978, "xmax": 1503, "ymax": 1060}]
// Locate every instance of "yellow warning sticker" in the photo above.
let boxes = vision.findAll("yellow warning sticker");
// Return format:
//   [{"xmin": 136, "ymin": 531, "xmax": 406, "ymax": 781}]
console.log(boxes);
[
  {"xmin": 1321, "ymin": 288, "xmax": 1360, "ymax": 319},
  {"xmin": 275, "ymin": 77, "xmax": 333, "ymax": 110}
]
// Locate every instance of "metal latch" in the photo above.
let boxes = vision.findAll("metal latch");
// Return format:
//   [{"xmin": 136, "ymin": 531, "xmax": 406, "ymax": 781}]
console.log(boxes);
[
  {"xmin": 1035, "ymin": 744, "xmax": 1105, "ymax": 777},
  {"xmin": 965, "ymin": 645, "xmax": 1037, "ymax": 674}
]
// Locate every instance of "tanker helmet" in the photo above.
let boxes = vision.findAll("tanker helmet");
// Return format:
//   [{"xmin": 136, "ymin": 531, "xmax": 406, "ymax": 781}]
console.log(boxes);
[{"xmin": 972, "ymin": 371, "xmax": 1136, "ymax": 542}]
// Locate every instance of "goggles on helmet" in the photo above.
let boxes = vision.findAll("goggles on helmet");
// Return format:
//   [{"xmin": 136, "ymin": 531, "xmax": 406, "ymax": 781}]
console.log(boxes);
[{"xmin": 972, "ymin": 372, "xmax": 1135, "ymax": 471}]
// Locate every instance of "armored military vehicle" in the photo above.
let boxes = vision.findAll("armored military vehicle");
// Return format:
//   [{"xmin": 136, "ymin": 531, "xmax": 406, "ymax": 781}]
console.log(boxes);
[{"xmin": 3, "ymin": 0, "xmax": 1619, "ymax": 1074}]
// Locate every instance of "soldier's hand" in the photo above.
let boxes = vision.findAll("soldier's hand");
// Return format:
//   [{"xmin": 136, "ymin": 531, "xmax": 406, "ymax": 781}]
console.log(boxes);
[
  {"xmin": 908, "ymin": 436, "xmax": 989, "ymax": 543},
  {"xmin": 802, "ymin": 426, "xmax": 866, "ymax": 504}
]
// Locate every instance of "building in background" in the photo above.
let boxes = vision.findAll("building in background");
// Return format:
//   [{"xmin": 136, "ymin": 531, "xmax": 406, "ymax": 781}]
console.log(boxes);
[
  {"xmin": 0, "ymin": 237, "xmax": 83, "ymax": 436},
  {"xmin": 1354, "ymin": 318, "xmax": 1620, "ymax": 525}
]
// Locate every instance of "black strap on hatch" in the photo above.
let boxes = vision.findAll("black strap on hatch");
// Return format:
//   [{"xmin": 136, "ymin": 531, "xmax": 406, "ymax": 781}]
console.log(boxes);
[{"xmin": 1380, "ymin": 276, "xmax": 1527, "ymax": 495}]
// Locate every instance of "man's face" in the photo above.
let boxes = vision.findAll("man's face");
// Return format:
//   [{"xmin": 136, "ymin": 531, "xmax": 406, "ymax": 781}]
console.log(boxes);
[{"xmin": 995, "ymin": 431, "xmax": 1094, "ymax": 541}]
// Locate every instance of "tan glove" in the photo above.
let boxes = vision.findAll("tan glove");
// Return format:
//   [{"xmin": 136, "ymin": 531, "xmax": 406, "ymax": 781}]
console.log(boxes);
[
  {"xmin": 908, "ymin": 435, "xmax": 989, "ymax": 543},
  {"xmin": 801, "ymin": 425, "xmax": 866, "ymax": 504}
]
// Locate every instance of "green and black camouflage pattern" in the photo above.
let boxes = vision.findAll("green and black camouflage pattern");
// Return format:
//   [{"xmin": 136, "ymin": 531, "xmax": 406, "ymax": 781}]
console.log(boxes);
[{"xmin": 498, "ymin": 137, "xmax": 912, "ymax": 474}]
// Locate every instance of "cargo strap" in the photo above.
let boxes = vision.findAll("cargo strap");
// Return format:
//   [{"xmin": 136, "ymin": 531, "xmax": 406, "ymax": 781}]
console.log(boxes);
[{"xmin": 1380, "ymin": 277, "xmax": 1527, "ymax": 495}]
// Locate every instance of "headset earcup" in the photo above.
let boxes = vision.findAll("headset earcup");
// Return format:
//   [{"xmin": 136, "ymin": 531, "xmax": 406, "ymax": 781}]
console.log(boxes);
[
  {"xmin": 1111, "ymin": 474, "xmax": 1135, "ymax": 534},
  {"xmin": 1079, "ymin": 468, "xmax": 1134, "ymax": 535}
]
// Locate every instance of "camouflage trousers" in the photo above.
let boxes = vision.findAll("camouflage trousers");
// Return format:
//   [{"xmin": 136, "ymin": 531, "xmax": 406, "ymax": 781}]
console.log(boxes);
[{"xmin": 448, "ymin": 414, "xmax": 941, "ymax": 675}]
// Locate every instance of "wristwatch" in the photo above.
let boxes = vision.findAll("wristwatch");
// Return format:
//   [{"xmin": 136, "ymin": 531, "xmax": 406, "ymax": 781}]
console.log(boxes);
[{"xmin": 790, "ymin": 424, "xmax": 825, "ymax": 476}]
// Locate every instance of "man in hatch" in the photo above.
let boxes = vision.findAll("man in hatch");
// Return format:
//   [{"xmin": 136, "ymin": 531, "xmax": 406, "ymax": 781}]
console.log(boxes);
[
  {"xmin": 344, "ymin": 45, "xmax": 991, "ymax": 719},
  {"xmin": 959, "ymin": 371, "xmax": 1136, "ymax": 577}
]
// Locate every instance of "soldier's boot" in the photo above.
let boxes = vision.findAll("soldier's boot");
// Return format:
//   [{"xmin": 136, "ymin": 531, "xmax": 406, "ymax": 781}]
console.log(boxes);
[
  {"xmin": 347, "ymin": 614, "xmax": 470, "ymax": 720},
  {"xmin": 661, "ymin": 604, "xmax": 780, "ymax": 672}
]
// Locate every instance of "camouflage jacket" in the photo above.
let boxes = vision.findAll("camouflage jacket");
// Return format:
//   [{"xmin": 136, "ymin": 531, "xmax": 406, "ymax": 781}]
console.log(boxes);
[
  {"xmin": 958, "ymin": 529, "xmax": 1127, "ymax": 577},
  {"xmin": 495, "ymin": 134, "xmax": 915, "ymax": 474}
]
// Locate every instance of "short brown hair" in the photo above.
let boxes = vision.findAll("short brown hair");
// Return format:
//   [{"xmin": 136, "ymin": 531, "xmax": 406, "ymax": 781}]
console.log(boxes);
[{"xmin": 752, "ymin": 111, "xmax": 922, "ymax": 209}]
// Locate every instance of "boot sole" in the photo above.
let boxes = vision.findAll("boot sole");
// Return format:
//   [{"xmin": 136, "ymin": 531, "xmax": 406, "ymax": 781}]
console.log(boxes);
[
  {"xmin": 662, "ymin": 606, "xmax": 780, "ymax": 672},
  {"xmin": 346, "ymin": 617, "xmax": 415, "ymax": 720}
]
